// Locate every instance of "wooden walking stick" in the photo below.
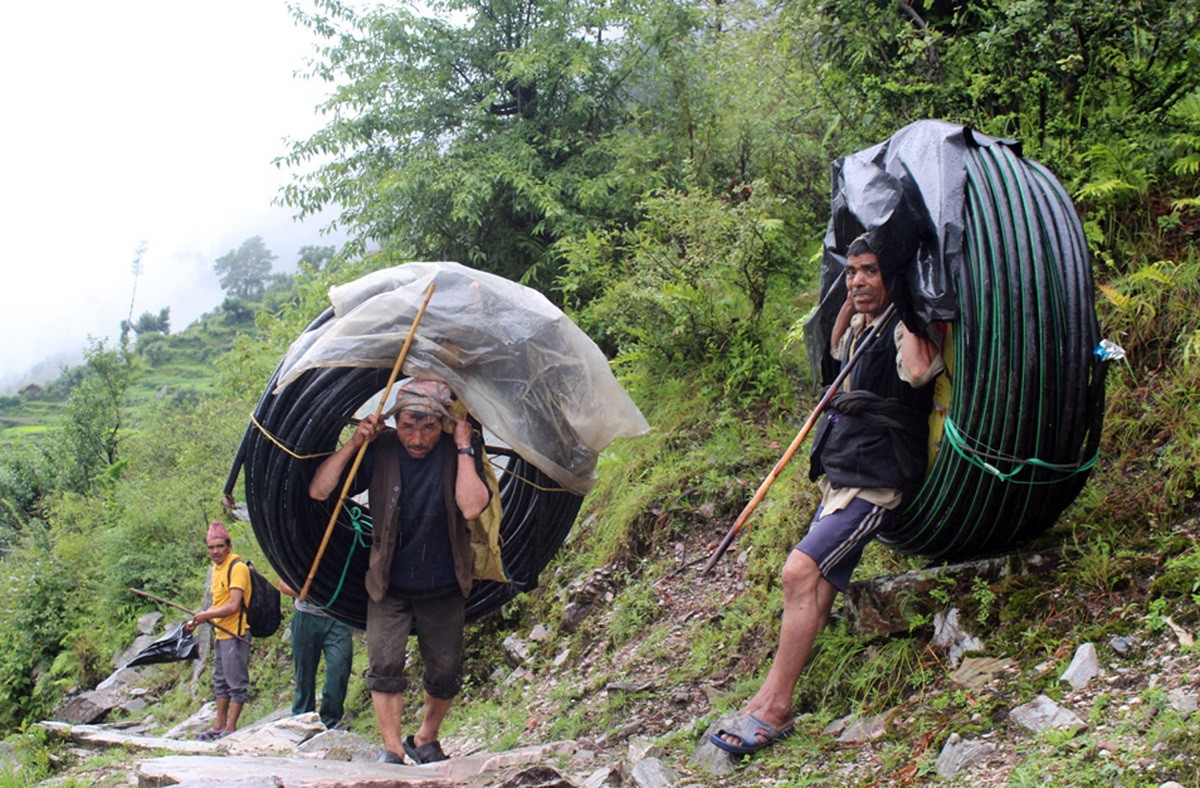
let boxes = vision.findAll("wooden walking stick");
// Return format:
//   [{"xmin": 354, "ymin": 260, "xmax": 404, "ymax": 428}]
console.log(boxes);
[
  {"xmin": 299, "ymin": 282, "xmax": 436, "ymax": 601},
  {"xmin": 129, "ymin": 587, "xmax": 251, "ymax": 645},
  {"xmin": 702, "ymin": 303, "xmax": 898, "ymax": 575}
]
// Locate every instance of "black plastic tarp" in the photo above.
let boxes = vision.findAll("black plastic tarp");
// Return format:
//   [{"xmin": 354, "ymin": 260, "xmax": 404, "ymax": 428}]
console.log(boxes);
[
  {"xmin": 125, "ymin": 622, "xmax": 199, "ymax": 667},
  {"xmin": 805, "ymin": 120, "xmax": 1020, "ymax": 383}
]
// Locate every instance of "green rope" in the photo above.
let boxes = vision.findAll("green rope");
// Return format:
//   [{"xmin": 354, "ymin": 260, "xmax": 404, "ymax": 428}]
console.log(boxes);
[
  {"xmin": 942, "ymin": 417, "xmax": 1098, "ymax": 484},
  {"xmin": 323, "ymin": 505, "xmax": 373, "ymax": 608}
]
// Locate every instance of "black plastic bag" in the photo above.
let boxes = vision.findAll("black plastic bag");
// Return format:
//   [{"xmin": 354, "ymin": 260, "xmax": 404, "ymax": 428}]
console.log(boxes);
[
  {"xmin": 805, "ymin": 120, "xmax": 1020, "ymax": 383},
  {"xmin": 125, "ymin": 622, "xmax": 199, "ymax": 667}
]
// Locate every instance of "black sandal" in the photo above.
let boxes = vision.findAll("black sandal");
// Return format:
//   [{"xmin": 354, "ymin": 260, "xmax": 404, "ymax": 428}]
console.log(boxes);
[{"xmin": 402, "ymin": 734, "xmax": 448, "ymax": 764}]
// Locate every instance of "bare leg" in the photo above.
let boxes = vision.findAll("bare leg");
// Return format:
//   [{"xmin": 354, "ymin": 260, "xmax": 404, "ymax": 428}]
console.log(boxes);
[
  {"xmin": 224, "ymin": 701, "xmax": 243, "ymax": 732},
  {"xmin": 414, "ymin": 694, "xmax": 453, "ymax": 747},
  {"xmin": 372, "ymin": 690, "xmax": 405, "ymax": 756},
  {"xmin": 214, "ymin": 696, "xmax": 229, "ymax": 731},
  {"xmin": 720, "ymin": 549, "xmax": 838, "ymax": 747}
]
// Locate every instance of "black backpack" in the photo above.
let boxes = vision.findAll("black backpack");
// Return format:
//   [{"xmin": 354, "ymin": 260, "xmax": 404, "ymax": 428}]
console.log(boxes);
[{"xmin": 227, "ymin": 558, "xmax": 282, "ymax": 638}]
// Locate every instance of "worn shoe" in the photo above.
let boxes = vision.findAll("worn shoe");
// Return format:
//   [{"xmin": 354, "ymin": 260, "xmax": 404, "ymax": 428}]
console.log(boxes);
[
  {"xmin": 402, "ymin": 735, "xmax": 448, "ymax": 764},
  {"xmin": 709, "ymin": 711, "xmax": 794, "ymax": 756},
  {"xmin": 196, "ymin": 728, "xmax": 228, "ymax": 741},
  {"xmin": 377, "ymin": 749, "xmax": 406, "ymax": 765}
]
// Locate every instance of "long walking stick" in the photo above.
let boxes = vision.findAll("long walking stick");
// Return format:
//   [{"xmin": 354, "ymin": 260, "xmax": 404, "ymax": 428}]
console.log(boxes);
[
  {"xmin": 702, "ymin": 303, "xmax": 898, "ymax": 575},
  {"xmin": 129, "ymin": 587, "xmax": 251, "ymax": 645},
  {"xmin": 299, "ymin": 282, "xmax": 436, "ymax": 601}
]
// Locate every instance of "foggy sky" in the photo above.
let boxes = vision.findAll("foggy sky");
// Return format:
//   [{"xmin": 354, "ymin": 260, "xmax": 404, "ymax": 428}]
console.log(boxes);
[{"xmin": 0, "ymin": 1, "xmax": 347, "ymax": 393}]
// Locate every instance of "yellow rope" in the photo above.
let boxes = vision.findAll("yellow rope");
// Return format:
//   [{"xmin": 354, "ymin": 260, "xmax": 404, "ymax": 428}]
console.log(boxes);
[
  {"xmin": 484, "ymin": 455, "xmax": 570, "ymax": 494},
  {"xmin": 249, "ymin": 413, "xmax": 334, "ymax": 460},
  {"xmin": 249, "ymin": 412, "xmax": 571, "ymax": 494}
]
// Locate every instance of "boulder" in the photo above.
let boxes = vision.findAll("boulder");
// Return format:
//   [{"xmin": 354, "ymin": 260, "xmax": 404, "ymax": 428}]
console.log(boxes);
[
  {"xmin": 1009, "ymin": 695, "xmax": 1086, "ymax": 734},
  {"xmin": 932, "ymin": 609, "xmax": 985, "ymax": 669},
  {"xmin": 223, "ymin": 713, "xmax": 325, "ymax": 756},
  {"xmin": 936, "ymin": 732, "xmax": 997, "ymax": 779},
  {"xmin": 1060, "ymin": 643, "xmax": 1101, "ymax": 690},
  {"xmin": 136, "ymin": 612, "xmax": 164, "ymax": 635},
  {"xmin": 295, "ymin": 729, "xmax": 380, "ymax": 762}
]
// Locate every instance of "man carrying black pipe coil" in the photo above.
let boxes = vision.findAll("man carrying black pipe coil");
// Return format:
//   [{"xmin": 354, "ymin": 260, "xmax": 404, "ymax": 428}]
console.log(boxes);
[
  {"xmin": 712, "ymin": 233, "xmax": 946, "ymax": 756},
  {"xmin": 309, "ymin": 379, "xmax": 491, "ymax": 765}
]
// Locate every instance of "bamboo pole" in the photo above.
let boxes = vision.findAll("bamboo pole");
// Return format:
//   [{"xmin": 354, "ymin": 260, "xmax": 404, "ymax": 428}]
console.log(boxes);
[
  {"xmin": 129, "ymin": 587, "xmax": 250, "ymax": 645},
  {"xmin": 702, "ymin": 303, "xmax": 898, "ymax": 575},
  {"xmin": 299, "ymin": 282, "xmax": 436, "ymax": 601}
]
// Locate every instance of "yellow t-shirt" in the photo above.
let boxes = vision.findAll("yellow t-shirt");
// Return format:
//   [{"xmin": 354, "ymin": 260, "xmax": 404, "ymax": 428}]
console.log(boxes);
[{"xmin": 211, "ymin": 552, "xmax": 252, "ymax": 639}]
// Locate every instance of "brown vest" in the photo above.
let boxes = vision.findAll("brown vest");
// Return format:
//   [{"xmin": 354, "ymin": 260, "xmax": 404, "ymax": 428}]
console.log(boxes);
[{"xmin": 363, "ymin": 432, "xmax": 474, "ymax": 603}]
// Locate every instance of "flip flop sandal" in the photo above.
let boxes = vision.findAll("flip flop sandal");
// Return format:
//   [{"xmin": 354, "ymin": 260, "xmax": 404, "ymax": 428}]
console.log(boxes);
[
  {"xmin": 377, "ymin": 749, "xmax": 406, "ymax": 765},
  {"xmin": 709, "ymin": 711, "xmax": 795, "ymax": 756},
  {"xmin": 196, "ymin": 729, "xmax": 227, "ymax": 741},
  {"xmin": 402, "ymin": 734, "xmax": 448, "ymax": 764}
]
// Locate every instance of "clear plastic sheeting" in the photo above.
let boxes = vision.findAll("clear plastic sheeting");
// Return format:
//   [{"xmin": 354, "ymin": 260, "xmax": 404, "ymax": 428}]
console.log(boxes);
[{"xmin": 275, "ymin": 261, "xmax": 650, "ymax": 495}]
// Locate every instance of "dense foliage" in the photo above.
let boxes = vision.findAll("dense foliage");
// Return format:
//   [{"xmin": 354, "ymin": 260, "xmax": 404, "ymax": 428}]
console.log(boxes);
[{"xmin": 0, "ymin": 2, "xmax": 1196, "ymax": 774}]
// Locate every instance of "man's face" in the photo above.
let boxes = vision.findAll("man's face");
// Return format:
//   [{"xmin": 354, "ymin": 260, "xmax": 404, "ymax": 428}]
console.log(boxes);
[
  {"xmin": 845, "ymin": 252, "xmax": 890, "ymax": 318},
  {"xmin": 395, "ymin": 411, "xmax": 443, "ymax": 459},
  {"xmin": 206, "ymin": 539, "xmax": 231, "ymax": 565}
]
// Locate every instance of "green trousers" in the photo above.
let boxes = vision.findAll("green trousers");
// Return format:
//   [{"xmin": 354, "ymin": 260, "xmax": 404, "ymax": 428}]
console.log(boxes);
[{"xmin": 290, "ymin": 609, "xmax": 354, "ymax": 729}]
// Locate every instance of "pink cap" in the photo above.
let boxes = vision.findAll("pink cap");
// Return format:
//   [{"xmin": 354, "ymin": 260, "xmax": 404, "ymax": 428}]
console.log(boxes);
[{"xmin": 207, "ymin": 521, "xmax": 230, "ymax": 542}]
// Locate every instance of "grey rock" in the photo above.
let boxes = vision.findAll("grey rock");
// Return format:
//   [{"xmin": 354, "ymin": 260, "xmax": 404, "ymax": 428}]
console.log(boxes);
[
  {"xmin": 116, "ymin": 635, "xmax": 158, "ymax": 669},
  {"xmin": 1060, "ymin": 643, "xmax": 1101, "ymax": 690},
  {"xmin": 936, "ymin": 732, "xmax": 998, "ymax": 779},
  {"xmin": 580, "ymin": 764, "xmax": 622, "ymax": 787},
  {"xmin": 529, "ymin": 623, "xmax": 552, "ymax": 642},
  {"xmin": 503, "ymin": 633, "xmax": 534, "ymax": 665},
  {"xmin": 1110, "ymin": 635, "xmax": 1135, "ymax": 654},
  {"xmin": 951, "ymin": 657, "xmax": 1014, "ymax": 689},
  {"xmin": 168, "ymin": 779, "xmax": 281, "ymax": 788},
  {"xmin": 163, "ymin": 701, "xmax": 218, "ymax": 739},
  {"xmin": 96, "ymin": 667, "xmax": 141, "ymax": 692},
  {"xmin": 562, "ymin": 602, "xmax": 588, "ymax": 630},
  {"xmin": 136, "ymin": 611, "xmax": 164, "ymax": 635},
  {"xmin": 836, "ymin": 711, "xmax": 893, "ymax": 744},
  {"xmin": 627, "ymin": 735, "xmax": 662, "ymax": 764},
  {"xmin": 136, "ymin": 740, "xmax": 582, "ymax": 786},
  {"xmin": 1009, "ymin": 694, "xmax": 1086, "ymax": 734},
  {"xmin": 223, "ymin": 712, "xmax": 324, "ymax": 755},
  {"xmin": 1167, "ymin": 689, "xmax": 1197, "ymax": 716},
  {"xmin": 0, "ymin": 739, "xmax": 21, "ymax": 775},
  {"xmin": 55, "ymin": 689, "xmax": 124, "ymax": 725},
  {"xmin": 932, "ymin": 609, "xmax": 985, "ymax": 669},
  {"xmin": 36, "ymin": 721, "xmax": 215, "ymax": 754},
  {"xmin": 690, "ymin": 714, "xmax": 737, "ymax": 777},
  {"xmin": 630, "ymin": 757, "xmax": 679, "ymax": 788},
  {"xmin": 294, "ymin": 729, "xmax": 380, "ymax": 762},
  {"xmin": 118, "ymin": 697, "xmax": 149, "ymax": 715}
]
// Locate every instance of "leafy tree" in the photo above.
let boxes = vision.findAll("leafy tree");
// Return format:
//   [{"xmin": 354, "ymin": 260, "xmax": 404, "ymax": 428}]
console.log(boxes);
[
  {"xmin": 281, "ymin": 0, "xmax": 713, "ymax": 287},
  {"xmin": 297, "ymin": 244, "xmax": 336, "ymax": 271},
  {"xmin": 52, "ymin": 339, "xmax": 133, "ymax": 495},
  {"xmin": 213, "ymin": 236, "xmax": 276, "ymax": 301},
  {"xmin": 129, "ymin": 307, "xmax": 170, "ymax": 336}
]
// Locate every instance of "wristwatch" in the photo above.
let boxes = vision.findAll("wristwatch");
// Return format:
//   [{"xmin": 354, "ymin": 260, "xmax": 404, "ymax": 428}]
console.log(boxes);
[{"xmin": 456, "ymin": 446, "xmax": 475, "ymax": 456}]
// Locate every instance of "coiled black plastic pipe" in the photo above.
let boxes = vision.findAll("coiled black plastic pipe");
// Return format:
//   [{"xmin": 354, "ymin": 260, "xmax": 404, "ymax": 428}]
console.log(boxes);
[
  {"xmin": 877, "ymin": 143, "xmax": 1106, "ymax": 559},
  {"xmin": 224, "ymin": 308, "xmax": 584, "ymax": 628}
]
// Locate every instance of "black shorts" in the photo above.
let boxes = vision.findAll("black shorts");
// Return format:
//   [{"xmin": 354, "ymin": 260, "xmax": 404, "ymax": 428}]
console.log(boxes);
[{"xmin": 794, "ymin": 497, "xmax": 896, "ymax": 591}]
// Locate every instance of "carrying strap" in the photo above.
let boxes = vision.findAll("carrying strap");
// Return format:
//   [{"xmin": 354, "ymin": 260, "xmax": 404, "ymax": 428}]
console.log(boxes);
[{"xmin": 226, "ymin": 558, "xmax": 248, "ymax": 637}]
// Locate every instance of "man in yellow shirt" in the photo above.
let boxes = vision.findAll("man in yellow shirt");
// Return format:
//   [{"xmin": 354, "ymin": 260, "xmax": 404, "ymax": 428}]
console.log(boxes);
[{"xmin": 186, "ymin": 521, "xmax": 252, "ymax": 740}]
